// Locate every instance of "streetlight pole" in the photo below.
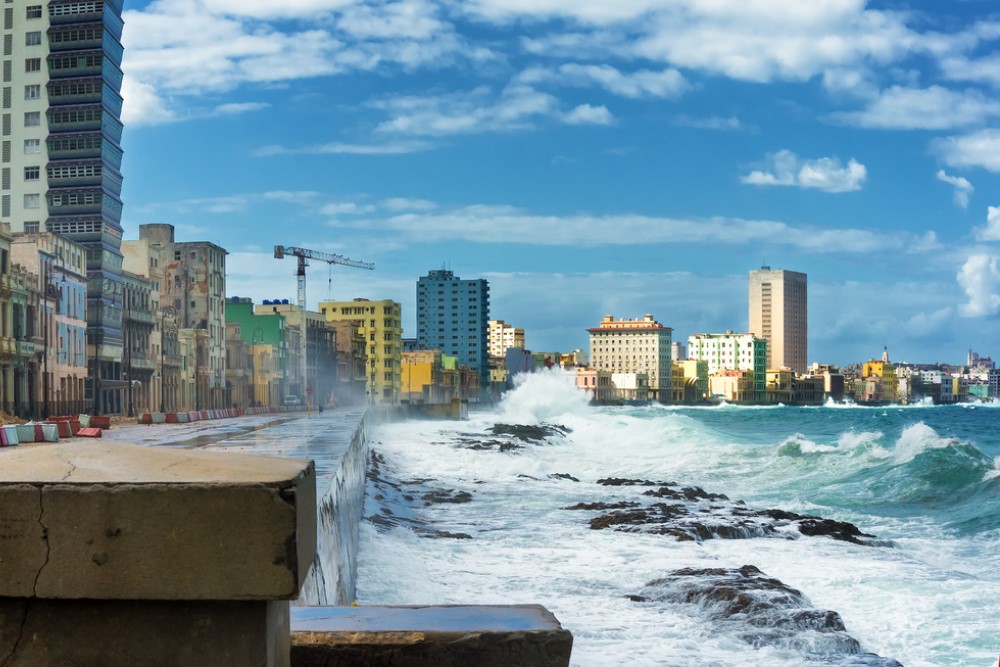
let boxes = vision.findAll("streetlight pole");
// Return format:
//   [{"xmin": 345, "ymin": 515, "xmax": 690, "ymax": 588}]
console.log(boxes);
[{"xmin": 125, "ymin": 283, "xmax": 133, "ymax": 418}]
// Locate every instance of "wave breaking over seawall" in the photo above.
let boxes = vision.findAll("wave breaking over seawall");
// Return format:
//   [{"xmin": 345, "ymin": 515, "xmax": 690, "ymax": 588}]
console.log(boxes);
[{"xmin": 357, "ymin": 370, "xmax": 1000, "ymax": 666}]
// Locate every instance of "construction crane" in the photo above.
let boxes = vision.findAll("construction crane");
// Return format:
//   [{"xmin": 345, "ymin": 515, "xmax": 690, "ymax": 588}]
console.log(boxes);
[{"xmin": 274, "ymin": 245, "xmax": 374, "ymax": 310}]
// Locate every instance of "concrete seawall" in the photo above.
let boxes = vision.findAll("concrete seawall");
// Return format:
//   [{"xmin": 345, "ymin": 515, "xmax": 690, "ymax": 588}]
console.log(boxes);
[{"xmin": 297, "ymin": 408, "xmax": 370, "ymax": 606}]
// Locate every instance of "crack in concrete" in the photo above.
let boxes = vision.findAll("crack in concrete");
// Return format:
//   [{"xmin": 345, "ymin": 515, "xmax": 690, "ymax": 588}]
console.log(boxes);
[
  {"xmin": 60, "ymin": 462, "xmax": 77, "ymax": 482},
  {"xmin": 0, "ymin": 599, "xmax": 28, "ymax": 667},
  {"xmin": 31, "ymin": 486, "xmax": 49, "ymax": 596}
]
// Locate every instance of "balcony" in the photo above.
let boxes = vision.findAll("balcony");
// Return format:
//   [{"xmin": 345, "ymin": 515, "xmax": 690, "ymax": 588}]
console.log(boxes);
[
  {"xmin": 128, "ymin": 353, "xmax": 156, "ymax": 371},
  {"xmin": 15, "ymin": 340, "xmax": 34, "ymax": 357}
]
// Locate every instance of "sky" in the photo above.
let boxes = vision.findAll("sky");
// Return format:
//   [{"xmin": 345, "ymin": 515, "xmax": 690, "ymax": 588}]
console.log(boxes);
[{"xmin": 117, "ymin": 0, "xmax": 1000, "ymax": 366}]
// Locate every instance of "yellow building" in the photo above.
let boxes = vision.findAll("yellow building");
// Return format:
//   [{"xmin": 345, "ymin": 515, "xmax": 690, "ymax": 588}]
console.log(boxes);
[
  {"xmin": 765, "ymin": 369, "xmax": 793, "ymax": 404},
  {"xmin": 320, "ymin": 298, "xmax": 402, "ymax": 404},
  {"xmin": 402, "ymin": 350, "xmax": 444, "ymax": 403},
  {"xmin": 862, "ymin": 348, "xmax": 899, "ymax": 403}
]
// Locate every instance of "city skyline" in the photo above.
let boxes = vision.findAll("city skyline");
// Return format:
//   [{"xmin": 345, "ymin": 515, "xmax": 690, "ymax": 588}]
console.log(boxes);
[{"xmin": 116, "ymin": 1, "xmax": 1000, "ymax": 365}]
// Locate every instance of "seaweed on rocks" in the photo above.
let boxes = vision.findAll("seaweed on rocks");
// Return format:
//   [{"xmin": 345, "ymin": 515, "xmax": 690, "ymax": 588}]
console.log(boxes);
[{"xmin": 631, "ymin": 566, "xmax": 903, "ymax": 665}]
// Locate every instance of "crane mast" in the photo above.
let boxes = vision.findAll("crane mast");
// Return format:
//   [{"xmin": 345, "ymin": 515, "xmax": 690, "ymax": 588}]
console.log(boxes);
[{"xmin": 273, "ymin": 245, "xmax": 374, "ymax": 310}]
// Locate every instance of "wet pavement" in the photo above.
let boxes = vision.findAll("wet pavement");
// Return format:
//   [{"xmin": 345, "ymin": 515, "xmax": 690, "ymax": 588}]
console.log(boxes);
[{"xmin": 103, "ymin": 407, "xmax": 368, "ymax": 498}]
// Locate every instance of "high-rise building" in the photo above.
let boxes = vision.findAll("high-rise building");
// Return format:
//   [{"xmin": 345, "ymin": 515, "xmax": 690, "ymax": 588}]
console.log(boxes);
[
  {"xmin": 6, "ymin": 1, "xmax": 127, "ymax": 411},
  {"xmin": 588, "ymin": 314, "xmax": 672, "ymax": 400},
  {"xmin": 748, "ymin": 267, "xmax": 807, "ymax": 374},
  {"xmin": 416, "ymin": 270, "xmax": 489, "ymax": 385}
]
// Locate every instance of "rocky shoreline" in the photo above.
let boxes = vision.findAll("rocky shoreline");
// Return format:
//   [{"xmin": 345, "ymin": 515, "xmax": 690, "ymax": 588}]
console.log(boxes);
[{"xmin": 364, "ymin": 422, "xmax": 905, "ymax": 665}]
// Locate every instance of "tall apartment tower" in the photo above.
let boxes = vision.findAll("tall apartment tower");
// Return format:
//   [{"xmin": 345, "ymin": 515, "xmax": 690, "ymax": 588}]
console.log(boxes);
[
  {"xmin": 416, "ymin": 269, "xmax": 489, "ymax": 384},
  {"xmin": 748, "ymin": 267, "xmax": 807, "ymax": 374},
  {"xmin": 5, "ymin": 0, "xmax": 127, "ymax": 411}
]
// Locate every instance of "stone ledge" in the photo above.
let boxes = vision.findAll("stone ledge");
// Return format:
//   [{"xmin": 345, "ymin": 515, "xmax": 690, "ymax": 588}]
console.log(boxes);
[
  {"xmin": 0, "ymin": 598, "xmax": 290, "ymax": 667},
  {"xmin": 0, "ymin": 442, "xmax": 316, "ymax": 601},
  {"xmin": 290, "ymin": 605, "xmax": 573, "ymax": 667}
]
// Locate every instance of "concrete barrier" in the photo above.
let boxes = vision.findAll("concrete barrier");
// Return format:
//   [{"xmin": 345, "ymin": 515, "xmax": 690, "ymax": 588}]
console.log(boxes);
[
  {"xmin": 0, "ymin": 442, "xmax": 317, "ymax": 666},
  {"xmin": 290, "ymin": 605, "xmax": 573, "ymax": 667}
]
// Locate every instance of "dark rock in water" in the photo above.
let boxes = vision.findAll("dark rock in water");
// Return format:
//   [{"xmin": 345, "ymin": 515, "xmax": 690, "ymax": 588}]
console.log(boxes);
[
  {"xmin": 598, "ymin": 478, "xmax": 674, "ymax": 487},
  {"xmin": 517, "ymin": 474, "xmax": 541, "ymax": 481},
  {"xmin": 422, "ymin": 489, "xmax": 473, "ymax": 505},
  {"xmin": 420, "ymin": 530, "xmax": 472, "ymax": 540},
  {"xmin": 564, "ymin": 501, "xmax": 640, "ymax": 511},
  {"xmin": 574, "ymin": 478, "xmax": 890, "ymax": 546},
  {"xmin": 643, "ymin": 485, "xmax": 729, "ymax": 502},
  {"xmin": 549, "ymin": 473, "xmax": 580, "ymax": 482},
  {"xmin": 634, "ymin": 565, "xmax": 901, "ymax": 664},
  {"xmin": 489, "ymin": 423, "xmax": 570, "ymax": 442}
]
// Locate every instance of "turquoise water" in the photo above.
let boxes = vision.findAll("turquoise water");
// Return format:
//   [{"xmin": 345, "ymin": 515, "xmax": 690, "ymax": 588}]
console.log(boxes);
[{"xmin": 359, "ymin": 374, "xmax": 1000, "ymax": 666}]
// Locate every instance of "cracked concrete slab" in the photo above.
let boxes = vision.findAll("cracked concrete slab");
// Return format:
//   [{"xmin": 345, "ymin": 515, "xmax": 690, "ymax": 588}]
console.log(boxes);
[{"xmin": 0, "ymin": 442, "xmax": 316, "ymax": 601}]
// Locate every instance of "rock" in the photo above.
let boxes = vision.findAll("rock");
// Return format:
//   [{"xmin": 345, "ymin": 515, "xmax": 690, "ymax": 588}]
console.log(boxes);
[
  {"xmin": 488, "ymin": 423, "xmax": 570, "ymax": 442},
  {"xmin": 549, "ymin": 473, "xmax": 580, "ymax": 482},
  {"xmin": 422, "ymin": 490, "xmax": 473, "ymax": 505}
]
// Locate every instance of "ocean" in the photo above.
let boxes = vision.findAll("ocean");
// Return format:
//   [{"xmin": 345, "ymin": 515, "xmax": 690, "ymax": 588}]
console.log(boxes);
[{"xmin": 356, "ymin": 370, "xmax": 1000, "ymax": 667}]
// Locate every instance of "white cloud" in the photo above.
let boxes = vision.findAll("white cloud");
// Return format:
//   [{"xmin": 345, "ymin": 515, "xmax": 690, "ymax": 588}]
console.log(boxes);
[
  {"xmin": 563, "ymin": 104, "xmax": 613, "ymax": 125},
  {"xmin": 674, "ymin": 115, "xmax": 745, "ymax": 131},
  {"xmin": 213, "ymin": 102, "xmax": 270, "ymax": 116},
  {"xmin": 932, "ymin": 129, "xmax": 1000, "ymax": 172},
  {"xmin": 958, "ymin": 253, "xmax": 1000, "ymax": 317},
  {"xmin": 120, "ymin": 75, "xmax": 177, "ymax": 127},
  {"xmin": 380, "ymin": 197, "xmax": 437, "ymax": 211},
  {"xmin": 935, "ymin": 170, "xmax": 974, "ymax": 209},
  {"xmin": 320, "ymin": 202, "xmax": 376, "ymax": 215},
  {"xmin": 831, "ymin": 85, "xmax": 1000, "ymax": 130},
  {"xmin": 940, "ymin": 54, "xmax": 1000, "ymax": 89},
  {"xmin": 519, "ymin": 64, "xmax": 689, "ymax": 99},
  {"xmin": 975, "ymin": 206, "xmax": 1000, "ymax": 242},
  {"xmin": 254, "ymin": 140, "xmax": 434, "ymax": 156},
  {"xmin": 371, "ymin": 84, "xmax": 574, "ymax": 136},
  {"xmin": 741, "ymin": 150, "xmax": 867, "ymax": 193},
  {"xmin": 326, "ymin": 203, "xmax": 908, "ymax": 253}
]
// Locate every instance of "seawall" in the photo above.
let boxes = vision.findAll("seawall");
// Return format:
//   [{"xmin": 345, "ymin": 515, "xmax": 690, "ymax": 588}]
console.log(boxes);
[{"xmin": 296, "ymin": 407, "xmax": 370, "ymax": 606}]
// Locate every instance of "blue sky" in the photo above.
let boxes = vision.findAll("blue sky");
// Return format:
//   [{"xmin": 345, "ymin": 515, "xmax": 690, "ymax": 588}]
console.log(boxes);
[{"xmin": 118, "ymin": 0, "xmax": 1000, "ymax": 366}]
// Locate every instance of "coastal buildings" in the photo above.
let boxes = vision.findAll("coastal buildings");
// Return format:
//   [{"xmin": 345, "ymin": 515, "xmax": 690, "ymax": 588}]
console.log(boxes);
[
  {"xmin": 5, "ymin": 0, "xmax": 128, "ymax": 412},
  {"xmin": 320, "ymin": 298, "xmax": 402, "ymax": 404},
  {"xmin": 688, "ymin": 331, "xmax": 767, "ymax": 401},
  {"xmin": 135, "ymin": 225, "xmax": 227, "ymax": 409},
  {"xmin": 416, "ymin": 270, "xmax": 489, "ymax": 386},
  {"xmin": 748, "ymin": 267, "xmax": 807, "ymax": 374},
  {"xmin": 488, "ymin": 319, "xmax": 524, "ymax": 357},
  {"xmin": 588, "ymin": 314, "xmax": 672, "ymax": 401}
]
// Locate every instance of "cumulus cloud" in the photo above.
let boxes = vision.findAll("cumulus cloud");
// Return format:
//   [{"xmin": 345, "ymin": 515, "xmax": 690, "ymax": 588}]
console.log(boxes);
[
  {"xmin": 563, "ymin": 104, "xmax": 613, "ymax": 125},
  {"xmin": 831, "ymin": 86, "xmax": 1000, "ymax": 130},
  {"xmin": 213, "ymin": 102, "xmax": 270, "ymax": 116},
  {"xmin": 741, "ymin": 150, "xmax": 867, "ymax": 193},
  {"xmin": 936, "ymin": 170, "xmax": 974, "ymax": 208},
  {"xmin": 674, "ymin": 115, "xmax": 746, "ymax": 131},
  {"xmin": 932, "ymin": 129, "xmax": 1000, "ymax": 172},
  {"xmin": 120, "ymin": 75, "xmax": 176, "ymax": 126},
  {"xmin": 975, "ymin": 206, "xmax": 1000, "ymax": 242},
  {"xmin": 958, "ymin": 253, "xmax": 1000, "ymax": 317}
]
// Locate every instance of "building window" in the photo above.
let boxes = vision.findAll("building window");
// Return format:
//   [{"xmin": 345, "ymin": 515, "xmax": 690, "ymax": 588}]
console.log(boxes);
[
  {"xmin": 23, "ymin": 138, "xmax": 38, "ymax": 153},
  {"xmin": 24, "ymin": 220, "xmax": 38, "ymax": 233},
  {"xmin": 24, "ymin": 58, "xmax": 40, "ymax": 72},
  {"xmin": 23, "ymin": 193, "xmax": 39, "ymax": 208},
  {"xmin": 24, "ymin": 111, "xmax": 39, "ymax": 126},
  {"xmin": 23, "ymin": 166, "xmax": 38, "ymax": 180},
  {"xmin": 25, "ymin": 5, "xmax": 41, "ymax": 19},
  {"xmin": 24, "ymin": 84, "xmax": 39, "ymax": 99},
  {"xmin": 25, "ymin": 31, "xmax": 41, "ymax": 46}
]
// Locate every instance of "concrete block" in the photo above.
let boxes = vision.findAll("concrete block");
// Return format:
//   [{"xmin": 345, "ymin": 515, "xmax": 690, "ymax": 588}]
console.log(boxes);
[
  {"xmin": 0, "ymin": 442, "xmax": 316, "ymax": 601},
  {"xmin": 290, "ymin": 605, "xmax": 573, "ymax": 667},
  {"xmin": 0, "ymin": 598, "xmax": 290, "ymax": 667},
  {"xmin": 76, "ymin": 427, "xmax": 102, "ymax": 438}
]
